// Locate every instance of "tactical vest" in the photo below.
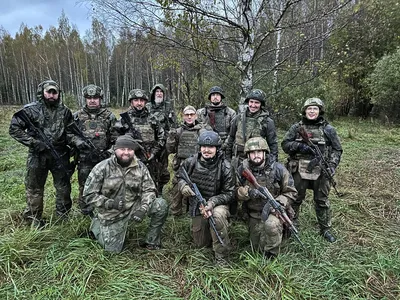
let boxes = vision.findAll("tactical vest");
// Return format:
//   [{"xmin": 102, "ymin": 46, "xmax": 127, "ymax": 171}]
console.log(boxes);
[
  {"xmin": 148, "ymin": 101, "xmax": 173, "ymax": 131},
  {"xmin": 129, "ymin": 113, "xmax": 156, "ymax": 144},
  {"xmin": 242, "ymin": 160, "xmax": 279, "ymax": 213},
  {"xmin": 235, "ymin": 114, "xmax": 262, "ymax": 147},
  {"xmin": 204, "ymin": 107, "xmax": 229, "ymax": 139},
  {"xmin": 176, "ymin": 129, "xmax": 199, "ymax": 159},
  {"xmin": 190, "ymin": 159, "xmax": 221, "ymax": 200},
  {"xmin": 295, "ymin": 122, "xmax": 326, "ymax": 159},
  {"xmin": 77, "ymin": 109, "xmax": 111, "ymax": 150}
]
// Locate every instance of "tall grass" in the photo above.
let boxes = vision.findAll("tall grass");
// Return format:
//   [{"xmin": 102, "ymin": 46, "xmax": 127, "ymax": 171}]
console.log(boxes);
[{"xmin": 1, "ymin": 108, "xmax": 399, "ymax": 299}]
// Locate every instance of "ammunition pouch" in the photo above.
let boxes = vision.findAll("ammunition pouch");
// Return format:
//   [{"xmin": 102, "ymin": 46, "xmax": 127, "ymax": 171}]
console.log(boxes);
[{"xmin": 298, "ymin": 159, "xmax": 321, "ymax": 180}]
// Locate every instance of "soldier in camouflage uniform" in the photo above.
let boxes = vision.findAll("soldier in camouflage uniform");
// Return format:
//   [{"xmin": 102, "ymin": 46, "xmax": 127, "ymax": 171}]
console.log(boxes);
[
  {"xmin": 9, "ymin": 80, "xmax": 75, "ymax": 226},
  {"xmin": 281, "ymin": 98, "xmax": 342, "ymax": 242},
  {"xmin": 226, "ymin": 89, "xmax": 278, "ymax": 165},
  {"xmin": 166, "ymin": 105, "xmax": 211, "ymax": 216},
  {"xmin": 236, "ymin": 138, "xmax": 297, "ymax": 258},
  {"xmin": 82, "ymin": 135, "xmax": 168, "ymax": 253},
  {"xmin": 71, "ymin": 84, "xmax": 117, "ymax": 213},
  {"xmin": 147, "ymin": 83, "xmax": 177, "ymax": 195},
  {"xmin": 115, "ymin": 89, "xmax": 166, "ymax": 195},
  {"xmin": 177, "ymin": 131, "xmax": 234, "ymax": 265},
  {"xmin": 197, "ymin": 86, "xmax": 236, "ymax": 151}
]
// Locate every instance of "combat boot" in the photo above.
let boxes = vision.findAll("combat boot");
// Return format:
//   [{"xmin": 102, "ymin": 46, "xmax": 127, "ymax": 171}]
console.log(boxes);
[{"xmin": 321, "ymin": 230, "xmax": 336, "ymax": 243}]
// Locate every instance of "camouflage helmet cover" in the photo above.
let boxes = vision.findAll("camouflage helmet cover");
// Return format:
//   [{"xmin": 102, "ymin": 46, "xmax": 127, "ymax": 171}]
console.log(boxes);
[
  {"xmin": 208, "ymin": 86, "xmax": 225, "ymax": 100},
  {"xmin": 128, "ymin": 89, "xmax": 148, "ymax": 101},
  {"xmin": 198, "ymin": 130, "xmax": 222, "ymax": 147},
  {"xmin": 302, "ymin": 97, "xmax": 325, "ymax": 114},
  {"xmin": 83, "ymin": 84, "xmax": 103, "ymax": 98},
  {"xmin": 244, "ymin": 137, "xmax": 270, "ymax": 153},
  {"xmin": 245, "ymin": 89, "xmax": 266, "ymax": 106}
]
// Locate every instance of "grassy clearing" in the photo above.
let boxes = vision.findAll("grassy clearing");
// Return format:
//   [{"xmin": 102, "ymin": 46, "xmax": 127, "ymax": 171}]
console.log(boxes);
[{"xmin": 1, "ymin": 107, "xmax": 399, "ymax": 299}]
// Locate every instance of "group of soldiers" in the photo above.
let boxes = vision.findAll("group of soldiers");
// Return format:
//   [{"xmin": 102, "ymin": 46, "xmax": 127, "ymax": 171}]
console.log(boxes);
[{"xmin": 9, "ymin": 80, "xmax": 342, "ymax": 266}]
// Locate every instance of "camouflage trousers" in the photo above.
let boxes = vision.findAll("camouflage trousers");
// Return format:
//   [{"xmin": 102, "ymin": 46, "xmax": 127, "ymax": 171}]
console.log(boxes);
[
  {"xmin": 169, "ymin": 175, "xmax": 187, "ymax": 216},
  {"xmin": 192, "ymin": 205, "xmax": 231, "ymax": 259},
  {"xmin": 248, "ymin": 215, "xmax": 283, "ymax": 255},
  {"xmin": 292, "ymin": 171, "xmax": 332, "ymax": 233},
  {"xmin": 77, "ymin": 161, "xmax": 98, "ymax": 209},
  {"xmin": 90, "ymin": 197, "xmax": 168, "ymax": 253},
  {"xmin": 156, "ymin": 149, "xmax": 171, "ymax": 195},
  {"xmin": 23, "ymin": 151, "xmax": 72, "ymax": 220}
]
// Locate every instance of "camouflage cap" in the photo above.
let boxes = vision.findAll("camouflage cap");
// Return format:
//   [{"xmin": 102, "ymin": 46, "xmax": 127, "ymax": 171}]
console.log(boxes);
[
  {"xmin": 183, "ymin": 105, "xmax": 196, "ymax": 114},
  {"xmin": 43, "ymin": 82, "xmax": 59, "ymax": 93}
]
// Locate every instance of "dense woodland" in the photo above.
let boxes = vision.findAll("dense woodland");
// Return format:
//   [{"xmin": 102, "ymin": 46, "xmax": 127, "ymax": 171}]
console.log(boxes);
[{"xmin": 1, "ymin": 0, "xmax": 400, "ymax": 123}]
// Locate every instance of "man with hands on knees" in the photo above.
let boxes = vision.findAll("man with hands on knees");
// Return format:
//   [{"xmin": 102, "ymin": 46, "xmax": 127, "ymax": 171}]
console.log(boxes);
[
  {"xmin": 82, "ymin": 134, "xmax": 168, "ymax": 253},
  {"xmin": 177, "ymin": 131, "xmax": 234, "ymax": 266}
]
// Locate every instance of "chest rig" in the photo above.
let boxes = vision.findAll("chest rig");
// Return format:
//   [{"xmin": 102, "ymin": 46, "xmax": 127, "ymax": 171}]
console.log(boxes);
[
  {"xmin": 176, "ymin": 129, "xmax": 199, "ymax": 159},
  {"xmin": 78, "ymin": 110, "xmax": 110, "ymax": 150}
]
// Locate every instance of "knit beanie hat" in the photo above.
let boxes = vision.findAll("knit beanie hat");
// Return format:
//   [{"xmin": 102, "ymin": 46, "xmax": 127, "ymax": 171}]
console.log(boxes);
[{"xmin": 115, "ymin": 135, "xmax": 139, "ymax": 150}]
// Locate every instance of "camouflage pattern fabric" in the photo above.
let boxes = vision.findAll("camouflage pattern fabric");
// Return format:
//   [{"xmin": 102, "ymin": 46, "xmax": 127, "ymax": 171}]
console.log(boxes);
[
  {"xmin": 9, "ymin": 99, "xmax": 74, "ymax": 220},
  {"xmin": 82, "ymin": 154, "xmax": 168, "ymax": 251},
  {"xmin": 281, "ymin": 116, "xmax": 342, "ymax": 233}
]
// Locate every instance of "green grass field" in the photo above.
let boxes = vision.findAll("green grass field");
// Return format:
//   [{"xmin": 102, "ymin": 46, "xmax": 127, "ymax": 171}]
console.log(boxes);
[{"xmin": 0, "ymin": 106, "xmax": 399, "ymax": 299}]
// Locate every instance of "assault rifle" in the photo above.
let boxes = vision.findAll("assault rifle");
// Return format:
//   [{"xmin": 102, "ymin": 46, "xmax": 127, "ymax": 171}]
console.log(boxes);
[
  {"xmin": 241, "ymin": 168, "xmax": 306, "ymax": 250},
  {"xmin": 67, "ymin": 122, "xmax": 103, "ymax": 156},
  {"xmin": 119, "ymin": 112, "xmax": 149, "ymax": 162},
  {"xmin": 15, "ymin": 109, "xmax": 70, "ymax": 176},
  {"xmin": 180, "ymin": 167, "xmax": 225, "ymax": 246},
  {"xmin": 298, "ymin": 126, "xmax": 343, "ymax": 197}
]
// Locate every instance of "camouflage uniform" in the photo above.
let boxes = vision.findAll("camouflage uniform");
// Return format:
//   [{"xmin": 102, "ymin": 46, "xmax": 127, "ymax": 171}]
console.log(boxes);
[
  {"xmin": 147, "ymin": 84, "xmax": 177, "ymax": 195},
  {"xmin": 197, "ymin": 87, "xmax": 236, "ymax": 151},
  {"xmin": 281, "ymin": 98, "xmax": 342, "ymax": 239},
  {"xmin": 9, "ymin": 80, "xmax": 74, "ymax": 222},
  {"xmin": 82, "ymin": 154, "xmax": 168, "ymax": 253},
  {"xmin": 72, "ymin": 105, "xmax": 117, "ymax": 210},
  {"xmin": 177, "ymin": 147, "xmax": 234, "ymax": 261},
  {"xmin": 236, "ymin": 138, "xmax": 297, "ymax": 256},
  {"xmin": 116, "ymin": 104, "xmax": 165, "ymax": 193},
  {"xmin": 166, "ymin": 120, "xmax": 210, "ymax": 215}
]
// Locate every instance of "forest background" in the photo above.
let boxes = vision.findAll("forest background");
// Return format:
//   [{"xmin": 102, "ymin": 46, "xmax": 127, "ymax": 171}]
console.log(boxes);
[{"xmin": 1, "ymin": 0, "xmax": 400, "ymax": 124}]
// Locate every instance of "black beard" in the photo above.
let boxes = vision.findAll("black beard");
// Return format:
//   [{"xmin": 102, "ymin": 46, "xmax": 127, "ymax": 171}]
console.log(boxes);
[
  {"xmin": 116, "ymin": 156, "xmax": 133, "ymax": 167},
  {"xmin": 249, "ymin": 158, "xmax": 264, "ymax": 167},
  {"xmin": 211, "ymin": 101, "xmax": 221, "ymax": 106}
]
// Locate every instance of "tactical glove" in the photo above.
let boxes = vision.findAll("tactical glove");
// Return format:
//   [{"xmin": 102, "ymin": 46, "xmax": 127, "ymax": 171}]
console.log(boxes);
[
  {"xmin": 248, "ymin": 189, "xmax": 262, "ymax": 200},
  {"xmin": 76, "ymin": 139, "xmax": 90, "ymax": 150},
  {"xmin": 286, "ymin": 205, "xmax": 296, "ymax": 220},
  {"xmin": 297, "ymin": 143, "xmax": 313, "ymax": 154},
  {"xmin": 104, "ymin": 198, "xmax": 124, "ymax": 210},
  {"xmin": 181, "ymin": 185, "xmax": 195, "ymax": 197},
  {"xmin": 132, "ymin": 209, "xmax": 146, "ymax": 223},
  {"xmin": 32, "ymin": 139, "xmax": 48, "ymax": 152},
  {"xmin": 168, "ymin": 128, "xmax": 178, "ymax": 137},
  {"xmin": 328, "ymin": 165, "xmax": 336, "ymax": 177}
]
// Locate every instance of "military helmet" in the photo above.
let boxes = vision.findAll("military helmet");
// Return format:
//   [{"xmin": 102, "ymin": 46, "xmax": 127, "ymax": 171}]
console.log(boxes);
[
  {"xmin": 198, "ymin": 131, "xmax": 222, "ymax": 147},
  {"xmin": 83, "ymin": 84, "xmax": 103, "ymax": 98},
  {"xmin": 244, "ymin": 137, "xmax": 270, "ymax": 153},
  {"xmin": 128, "ymin": 89, "xmax": 148, "ymax": 101},
  {"xmin": 37, "ymin": 80, "xmax": 60, "ymax": 98},
  {"xmin": 302, "ymin": 97, "xmax": 325, "ymax": 114},
  {"xmin": 208, "ymin": 86, "xmax": 225, "ymax": 100},
  {"xmin": 245, "ymin": 89, "xmax": 266, "ymax": 106}
]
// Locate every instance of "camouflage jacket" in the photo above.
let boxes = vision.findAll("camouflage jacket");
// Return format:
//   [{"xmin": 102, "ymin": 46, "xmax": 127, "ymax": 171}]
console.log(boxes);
[
  {"xmin": 147, "ymin": 83, "xmax": 177, "ymax": 132},
  {"xmin": 197, "ymin": 104, "xmax": 236, "ymax": 144},
  {"xmin": 82, "ymin": 154, "xmax": 157, "ymax": 224},
  {"xmin": 237, "ymin": 159, "xmax": 297, "ymax": 218},
  {"xmin": 281, "ymin": 117, "xmax": 342, "ymax": 168},
  {"xmin": 226, "ymin": 108, "xmax": 278, "ymax": 161},
  {"xmin": 9, "ymin": 99, "xmax": 74, "ymax": 152}
]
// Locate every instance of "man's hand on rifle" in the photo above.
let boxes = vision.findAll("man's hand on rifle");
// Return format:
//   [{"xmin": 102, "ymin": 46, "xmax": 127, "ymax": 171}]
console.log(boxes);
[
  {"xmin": 104, "ymin": 198, "xmax": 124, "ymax": 210},
  {"xmin": 31, "ymin": 139, "xmax": 48, "ymax": 152},
  {"xmin": 147, "ymin": 153, "xmax": 156, "ymax": 162},
  {"xmin": 328, "ymin": 165, "xmax": 336, "ymax": 177},
  {"xmin": 181, "ymin": 185, "xmax": 195, "ymax": 197},
  {"xmin": 76, "ymin": 139, "xmax": 90, "ymax": 150},
  {"xmin": 200, "ymin": 201, "xmax": 214, "ymax": 219},
  {"xmin": 297, "ymin": 143, "xmax": 313, "ymax": 154},
  {"xmin": 248, "ymin": 188, "xmax": 263, "ymax": 200}
]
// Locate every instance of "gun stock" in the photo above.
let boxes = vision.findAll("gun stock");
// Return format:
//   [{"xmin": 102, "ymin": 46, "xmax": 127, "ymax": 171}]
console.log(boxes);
[
  {"xmin": 241, "ymin": 168, "xmax": 306, "ymax": 250},
  {"xmin": 181, "ymin": 167, "xmax": 225, "ymax": 246}
]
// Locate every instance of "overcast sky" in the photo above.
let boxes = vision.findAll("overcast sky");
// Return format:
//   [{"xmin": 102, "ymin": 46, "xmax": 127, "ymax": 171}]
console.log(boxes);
[{"xmin": 0, "ymin": 0, "xmax": 93, "ymax": 37}]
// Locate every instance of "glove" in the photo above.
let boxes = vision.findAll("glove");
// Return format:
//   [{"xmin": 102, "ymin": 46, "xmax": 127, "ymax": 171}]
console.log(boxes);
[
  {"xmin": 147, "ymin": 153, "xmax": 155, "ymax": 162},
  {"xmin": 328, "ymin": 166, "xmax": 336, "ymax": 177},
  {"xmin": 181, "ymin": 185, "xmax": 195, "ymax": 197},
  {"xmin": 76, "ymin": 139, "xmax": 90, "ymax": 150},
  {"xmin": 248, "ymin": 189, "xmax": 262, "ymax": 200},
  {"xmin": 298, "ymin": 143, "xmax": 313, "ymax": 154},
  {"xmin": 104, "ymin": 198, "xmax": 124, "ymax": 210},
  {"xmin": 32, "ymin": 139, "xmax": 48, "ymax": 152},
  {"xmin": 168, "ymin": 128, "xmax": 177, "ymax": 137},
  {"xmin": 132, "ymin": 209, "xmax": 146, "ymax": 223}
]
